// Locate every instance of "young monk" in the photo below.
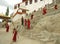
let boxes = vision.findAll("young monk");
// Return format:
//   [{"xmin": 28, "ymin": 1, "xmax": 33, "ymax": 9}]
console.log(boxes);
[
  {"xmin": 21, "ymin": 16, "xmax": 24, "ymax": 25},
  {"xmin": 27, "ymin": 19, "xmax": 30, "ymax": 29},
  {"xmin": 54, "ymin": 4, "xmax": 58, "ymax": 9},
  {"xmin": 6, "ymin": 23, "xmax": 9, "ymax": 32},
  {"xmin": 42, "ymin": 7, "xmax": 47, "ymax": 15},
  {"xmin": 24, "ymin": 19, "xmax": 27, "ymax": 26},
  {"xmin": 31, "ymin": 14, "xmax": 34, "ymax": 19},
  {"xmin": 12, "ymin": 28, "xmax": 17, "ymax": 42}
]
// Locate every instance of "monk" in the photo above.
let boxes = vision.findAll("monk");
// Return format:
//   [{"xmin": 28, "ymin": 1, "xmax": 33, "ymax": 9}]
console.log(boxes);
[
  {"xmin": 34, "ymin": 10, "xmax": 36, "ymax": 12},
  {"xmin": 42, "ymin": 7, "xmax": 47, "ymax": 15},
  {"xmin": 31, "ymin": 14, "xmax": 34, "ymax": 19},
  {"xmin": 25, "ymin": 19, "xmax": 27, "ymax": 26},
  {"xmin": 12, "ymin": 28, "xmax": 17, "ymax": 42},
  {"xmin": 6, "ymin": 23, "xmax": 9, "ymax": 32},
  {"xmin": 21, "ymin": 16, "xmax": 24, "ymax": 25},
  {"xmin": 27, "ymin": 19, "xmax": 30, "ymax": 29},
  {"xmin": 54, "ymin": 4, "xmax": 58, "ymax": 9}
]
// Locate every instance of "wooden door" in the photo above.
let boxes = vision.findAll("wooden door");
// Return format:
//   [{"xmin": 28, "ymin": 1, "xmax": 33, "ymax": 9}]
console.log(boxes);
[
  {"xmin": 30, "ymin": 0, "xmax": 32, "ymax": 4},
  {"xmin": 35, "ymin": 0, "xmax": 37, "ymax": 3},
  {"xmin": 25, "ymin": 1, "xmax": 28, "ymax": 5},
  {"xmin": 18, "ymin": 4, "xmax": 20, "ymax": 8},
  {"xmin": 22, "ymin": 0, "xmax": 27, "ymax": 2}
]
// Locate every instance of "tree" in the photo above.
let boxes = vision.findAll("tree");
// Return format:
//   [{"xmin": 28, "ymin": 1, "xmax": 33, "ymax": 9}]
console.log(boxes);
[{"xmin": 5, "ymin": 7, "xmax": 9, "ymax": 16}]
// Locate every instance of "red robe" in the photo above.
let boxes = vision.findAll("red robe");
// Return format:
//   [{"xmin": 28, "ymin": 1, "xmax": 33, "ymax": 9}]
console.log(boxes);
[
  {"xmin": 6, "ymin": 23, "xmax": 9, "ymax": 32},
  {"xmin": 31, "ymin": 14, "xmax": 34, "ymax": 19},
  {"xmin": 54, "ymin": 5, "xmax": 57, "ymax": 9},
  {"xmin": 13, "ymin": 29, "xmax": 17, "ymax": 42},
  {"xmin": 25, "ymin": 19, "xmax": 27, "ymax": 26},
  {"xmin": 27, "ymin": 19, "xmax": 30, "ymax": 29},
  {"xmin": 42, "ymin": 7, "xmax": 47, "ymax": 15}
]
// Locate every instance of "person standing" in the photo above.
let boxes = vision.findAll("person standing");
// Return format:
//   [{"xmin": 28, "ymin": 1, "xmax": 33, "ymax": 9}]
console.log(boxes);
[
  {"xmin": 6, "ymin": 23, "xmax": 9, "ymax": 32},
  {"xmin": 31, "ymin": 14, "xmax": 34, "ymax": 19},
  {"xmin": 24, "ymin": 19, "xmax": 27, "ymax": 26},
  {"xmin": 12, "ymin": 28, "xmax": 17, "ymax": 42},
  {"xmin": 21, "ymin": 16, "xmax": 24, "ymax": 25},
  {"xmin": 27, "ymin": 19, "xmax": 30, "ymax": 29},
  {"xmin": 42, "ymin": 7, "xmax": 47, "ymax": 15},
  {"xmin": 54, "ymin": 4, "xmax": 58, "ymax": 9}
]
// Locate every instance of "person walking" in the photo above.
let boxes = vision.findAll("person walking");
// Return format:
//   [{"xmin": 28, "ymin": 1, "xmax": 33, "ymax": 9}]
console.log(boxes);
[
  {"xmin": 42, "ymin": 7, "xmax": 47, "ymax": 15},
  {"xmin": 27, "ymin": 19, "xmax": 30, "ymax": 29},
  {"xmin": 21, "ymin": 16, "xmax": 24, "ymax": 25},
  {"xmin": 12, "ymin": 28, "xmax": 17, "ymax": 42},
  {"xmin": 6, "ymin": 23, "xmax": 9, "ymax": 32},
  {"xmin": 54, "ymin": 4, "xmax": 58, "ymax": 9},
  {"xmin": 31, "ymin": 14, "xmax": 34, "ymax": 19},
  {"xmin": 24, "ymin": 19, "xmax": 27, "ymax": 26}
]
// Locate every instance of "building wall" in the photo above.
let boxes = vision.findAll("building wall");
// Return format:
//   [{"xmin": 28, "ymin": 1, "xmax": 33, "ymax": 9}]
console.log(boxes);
[
  {"xmin": 12, "ymin": 0, "xmax": 53, "ymax": 22},
  {"xmin": 25, "ymin": 1, "xmax": 45, "ymax": 13},
  {"xmin": 13, "ymin": 0, "xmax": 53, "ymax": 14},
  {"xmin": 20, "ymin": 0, "xmax": 53, "ymax": 13}
]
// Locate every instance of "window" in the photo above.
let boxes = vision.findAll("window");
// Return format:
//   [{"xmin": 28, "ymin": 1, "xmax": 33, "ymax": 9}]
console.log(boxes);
[
  {"xmin": 35, "ymin": 0, "xmax": 37, "ymax": 3},
  {"xmin": 22, "ymin": 10, "xmax": 26, "ymax": 13},
  {"xmin": 18, "ymin": 4, "xmax": 20, "ymax": 8},
  {"xmin": 22, "ymin": 0, "xmax": 26, "ymax": 2},
  {"xmin": 40, "ymin": 0, "xmax": 43, "ymax": 1},
  {"xmin": 25, "ymin": 1, "xmax": 28, "ymax": 5},
  {"xmin": 14, "ymin": 5, "xmax": 17, "ymax": 9},
  {"xmin": 30, "ymin": 0, "xmax": 32, "ymax": 4}
]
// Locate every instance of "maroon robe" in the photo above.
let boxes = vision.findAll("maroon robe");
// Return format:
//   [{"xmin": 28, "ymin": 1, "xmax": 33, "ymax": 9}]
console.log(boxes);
[
  {"xmin": 25, "ymin": 19, "xmax": 27, "ymax": 26},
  {"xmin": 31, "ymin": 14, "xmax": 34, "ymax": 19},
  {"xmin": 54, "ymin": 5, "xmax": 58, "ymax": 9},
  {"xmin": 21, "ymin": 16, "xmax": 24, "ymax": 25},
  {"xmin": 27, "ymin": 19, "xmax": 30, "ymax": 29},
  {"xmin": 42, "ymin": 7, "xmax": 47, "ymax": 15},
  {"xmin": 6, "ymin": 23, "xmax": 9, "ymax": 32},
  {"xmin": 13, "ymin": 29, "xmax": 17, "ymax": 42}
]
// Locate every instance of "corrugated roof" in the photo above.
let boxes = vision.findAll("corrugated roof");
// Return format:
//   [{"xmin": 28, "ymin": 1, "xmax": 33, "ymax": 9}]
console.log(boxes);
[{"xmin": 0, "ymin": 13, "xmax": 10, "ymax": 19}]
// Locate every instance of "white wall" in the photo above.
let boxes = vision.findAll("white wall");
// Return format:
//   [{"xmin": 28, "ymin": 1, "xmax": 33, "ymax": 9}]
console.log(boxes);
[
  {"xmin": 14, "ymin": 0, "xmax": 53, "ymax": 14},
  {"xmin": 12, "ymin": 0, "xmax": 53, "ymax": 22},
  {"xmin": 26, "ymin": 1, "xmax": 45, "ymax": 13},
  {"xmin": 20, "ymin": 0, "xmax": 53, "ymax": 14}
]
